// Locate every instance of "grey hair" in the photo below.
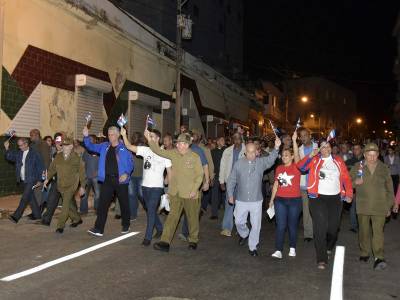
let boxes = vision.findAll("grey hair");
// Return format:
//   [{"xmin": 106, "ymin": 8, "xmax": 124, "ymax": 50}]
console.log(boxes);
[{"xmin": 108, "ymin": 126, "xmax": 120, "ymax": 135}]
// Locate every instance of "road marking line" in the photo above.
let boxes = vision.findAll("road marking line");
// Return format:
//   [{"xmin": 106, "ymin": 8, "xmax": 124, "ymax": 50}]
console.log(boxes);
[
  {"xmin": 1, "ymin": 232, "xmax": 140, "ymax": 282},
  {"xmin": 330, "ymin": 245, "xmax": 345, "ymax": 300}
]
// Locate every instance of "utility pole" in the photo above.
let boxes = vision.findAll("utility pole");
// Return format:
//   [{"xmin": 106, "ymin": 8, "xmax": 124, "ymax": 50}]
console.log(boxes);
[{"xmin": 175, "ymin": 0, "xmax": 183, "ymax": 133}]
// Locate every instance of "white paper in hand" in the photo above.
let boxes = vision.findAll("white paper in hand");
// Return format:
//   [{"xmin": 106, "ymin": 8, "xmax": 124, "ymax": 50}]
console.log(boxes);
[
  {"xmin": 267, "ymin": 206, "xmax": 275, "ymax": 219},
  {"xmin": 159, "ymin": 194, "xmax": 170, "ymax": 212}
]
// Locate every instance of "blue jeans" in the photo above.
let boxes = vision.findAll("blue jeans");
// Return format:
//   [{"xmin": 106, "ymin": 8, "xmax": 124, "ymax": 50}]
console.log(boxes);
[
  {"xmin": 142, "ymin": 187, "xmax": 163, "ymax": 240},
  {"xmin": 80, "ymin": 177, "xmax": 100, "ymax": 213},
  {"xmin": 274, "ymin": 197, "xmax": 302, "ymax": 251},
  {"xmin": 221, "ymin": 193, "xmax": 235, "ymax": 231},
  {"xmin": 128, "ymin": 176, "xmax": 143, "ymax": 218}
]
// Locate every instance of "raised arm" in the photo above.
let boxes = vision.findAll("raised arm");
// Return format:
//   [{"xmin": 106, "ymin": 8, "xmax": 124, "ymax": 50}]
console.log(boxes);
[
  {"xmin": 260, "ymin": 137, "xmax": 281, "ymax": 170},
  {"xmin": 292, "ymin": 131, "xmax": 300, "ymax": 163},
  {"xmin": 83, "ymin": 127, "xmax": 103, "ymax": 154},
  {"xmin": 144, "ymin": 129, "xmax": 174, "ymax": 160},
  {"xmin": 120, "ymin": 127, "xmax": 138, "ymax": 153}
]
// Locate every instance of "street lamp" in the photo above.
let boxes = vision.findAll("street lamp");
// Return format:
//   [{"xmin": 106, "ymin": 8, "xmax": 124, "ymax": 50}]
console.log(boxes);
[
  {"xmin": 383, "ymin": 120, "xmax": 387, "ymax": 124},
  {"xmin": 301, "ymin": 96, "xmax": 308, "ymax": 103},
  {"xmin": 310, "ymin": 114, "xmax": 315, "ymax": 118},
  {"xmin": 356, "ymin": 118, "xmax": 362, "ymax": 124}
]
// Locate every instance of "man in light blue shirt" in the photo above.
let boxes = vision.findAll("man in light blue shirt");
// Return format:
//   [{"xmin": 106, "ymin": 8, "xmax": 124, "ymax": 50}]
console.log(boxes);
[{"xmin": 227, "ymin": 137, "xmax": 281, "ymax": 256}]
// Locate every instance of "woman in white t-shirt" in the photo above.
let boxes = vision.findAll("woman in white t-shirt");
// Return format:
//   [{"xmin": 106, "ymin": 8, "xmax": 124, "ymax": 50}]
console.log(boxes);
[
  {"xmin": 121, "ymin": 128, "xmax": 172, "ymax": 246},
  {"xmin": 297, "ymin": 141, "xmax": 353, "ymax": 270}
]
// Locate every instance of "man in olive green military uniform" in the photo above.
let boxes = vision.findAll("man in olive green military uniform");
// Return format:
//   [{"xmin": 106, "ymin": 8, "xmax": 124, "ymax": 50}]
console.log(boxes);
[
  {"xmin": 350, "ymin": 143, "xmax": 394, "ymax": 270},
  {"xmin": 144, "ymin": 130, "xmax": 204, "ymax": 252},
  {"xmin": 44, "ymin": 136, "xmax": 86, "ymax": 234}
]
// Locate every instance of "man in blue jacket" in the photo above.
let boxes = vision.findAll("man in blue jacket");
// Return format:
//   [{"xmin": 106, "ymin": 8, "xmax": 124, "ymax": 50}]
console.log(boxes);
[
  {"xmin": 83, "ymin": 126, "xmax": 134, "ymax": 236},
  {"xmin": 4, "ymin": 137, "xmax": 44, "ymax": 222}
]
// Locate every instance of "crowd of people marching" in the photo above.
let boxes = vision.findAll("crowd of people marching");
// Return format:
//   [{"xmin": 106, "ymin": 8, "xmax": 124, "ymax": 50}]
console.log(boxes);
[{"xmin": 3, "ymin": 122, "xmax": 399, "ymax": 271}]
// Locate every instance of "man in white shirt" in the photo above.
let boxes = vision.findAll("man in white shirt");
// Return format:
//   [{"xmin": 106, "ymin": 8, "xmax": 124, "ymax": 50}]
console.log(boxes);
[{"xmin": 121, "ymin": 127, "xmax": 172, "ymax": 246}]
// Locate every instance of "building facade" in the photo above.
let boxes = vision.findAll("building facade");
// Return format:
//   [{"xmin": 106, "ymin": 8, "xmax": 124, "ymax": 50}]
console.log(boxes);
[
  {"xmin": 0, "ymin": 0, "xmax": 254, "ymax": 196},
  {"xmin": 282, "ymin": 77, "xmax": 357, "ymax": 138},
  {"xmin": 111, "ymin": 0, "xmax": 244, "ymax": 78}
]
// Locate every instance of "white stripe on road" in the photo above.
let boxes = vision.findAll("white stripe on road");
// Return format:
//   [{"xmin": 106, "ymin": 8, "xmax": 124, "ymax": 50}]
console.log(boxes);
[
  {"xmin": 330, "ymin": 246, "xmax": 345, "ymax": 300},
  {"xmin": 1, "ymin": 232, "xmax": 140, "ymax": 282}
]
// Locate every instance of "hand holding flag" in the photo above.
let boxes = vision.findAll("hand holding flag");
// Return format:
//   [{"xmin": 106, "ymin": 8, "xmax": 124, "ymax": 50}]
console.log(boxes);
[
  {"xmin": 147, "ymin": 115, "xmax": 156, "ymax": 128},
  {"xmin": 5, "ymin": 129, "xmax": 16, "ymax": 142},
  {"xmin": 327, "ymin": 129, "xmax": 336, "ymax": 142},
  {"xmin": 117, "ymin": 113, "xmax": 128, "ymax": 128},
  {"xmin": 269, "ymin": 120, "xmax": 279, "ymax": 137},
  {"xmin": 85, "ymin": 112, "xmax": 92, "ymax": 129},
  {"xmin": 295, "ymin": 117, "xmax": 301, "ymax": 131}
]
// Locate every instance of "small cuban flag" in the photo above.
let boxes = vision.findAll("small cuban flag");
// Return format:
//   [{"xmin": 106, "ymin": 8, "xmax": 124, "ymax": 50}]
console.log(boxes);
[
  {"xmin": 327, "ymin": 129, "xmax": 336, "ymax": 142},
  {"xmin": 117, "ymin": 113, "xmax": 128, "ymax": 127},
  {"xmin": 6, "ymin": 128, "xmax": 16, "ymax": 137},
  {"xmin": 295, "ymin": 117, "xmax": 301, "ymax": 130},
  {"xmin": 147, "ymin": 115, "xmax": 156, "ymax": 127},
  {"xmin": 269, "ymin": 120, "xmax": 279, "ymax": 137}
]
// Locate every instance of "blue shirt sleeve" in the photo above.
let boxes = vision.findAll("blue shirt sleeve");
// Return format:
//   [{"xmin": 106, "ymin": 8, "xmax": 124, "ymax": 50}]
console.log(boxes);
[{"xmin": 191, "ymin": 145, "xmax": 208, "ymax": 166}]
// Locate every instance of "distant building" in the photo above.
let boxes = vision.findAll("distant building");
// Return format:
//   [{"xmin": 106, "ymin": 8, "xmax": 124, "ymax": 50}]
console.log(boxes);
[
  {"xmin": 111, "ymin": 0, "xmax": 244, "ymax": 79},
  {"xmin": 282, "ymin": 77, "xmax": 357, "ymax": 138},
  {"xmin": 255, "ymin": 81, "xmax": 285, "ymax": 135}
]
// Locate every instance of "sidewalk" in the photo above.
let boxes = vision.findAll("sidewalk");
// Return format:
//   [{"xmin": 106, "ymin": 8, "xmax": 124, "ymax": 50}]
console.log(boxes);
[{"xmin": 0, "ymin": 194, "xmax": 22, "ymax": 218}]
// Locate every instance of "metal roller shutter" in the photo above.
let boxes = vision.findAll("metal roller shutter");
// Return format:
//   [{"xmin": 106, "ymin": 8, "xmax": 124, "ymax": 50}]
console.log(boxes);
[
  {"xmin": 75, "ymin": 87, "xmax": 104, "ymax": 140},
  {"xmin": 162, "ymin": 103, "xmax": 175, "ymax": 136},
  {"xmin": 128, "ymin": 103, "xmax": 152, "ymax": 138}
]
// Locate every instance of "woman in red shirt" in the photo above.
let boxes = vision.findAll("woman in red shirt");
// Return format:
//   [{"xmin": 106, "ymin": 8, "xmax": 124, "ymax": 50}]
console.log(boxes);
[{"xmin": 269, "ymin": 131, "xmax": 301, "ymax": 259}]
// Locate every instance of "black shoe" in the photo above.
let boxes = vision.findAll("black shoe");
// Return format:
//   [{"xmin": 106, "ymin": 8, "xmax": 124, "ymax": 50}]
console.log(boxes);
[
  {"xmin": 115, "ymin": 214, "xmax": 121, "ymax": 219},
  {"xmin": 142, "ymin": 239, "xmax": 151, "ymax": 246},
  {"xmin": 35, "ymin": 220, "xmax": 50, "ymax": 226},
  {"xmin": 188, "ymin": 242, "xmax": 198, "ymax": 250},
  {"xmin": 87, "ymin": 227, "xmax": 103, "ymax": 237},
  {"xmin": 304, "ymin": 238, "xmax": 313, "ymax": 242},
  {"xmin": 121, "ymin": 226, "xmax": 130, "ymax": 234},
  {"xmin": 249, "ymin": 250, "xmax": 258, "ymax": 257},
  {"xmin": 70, "ymin": 219, "xmax": 83, "ymax": 228},
  {"xmin": 359, "ymin": 256, "xmax": 370, "ymax": 262},
  {"xmin": 8, "ymin": 215, "xmax": 18, "ymax": 224},
  {"xmin": 210, "ymin": 216, "xmax": 218, "ymax": 220},
  {"xmin": 373, "ymin": 258, "xmax": 387, "ymax": 270},
  {"xmin": 153, "ymin": 231, "xmax": 163, "ymax": 239},
  {"xmin": 238, "ymin": 236, "xmax": 248, "ymax": 246},
  {"xmin": 55, "ymin": 228, "xmax": 64, "ymax": 234},
  {"xmin": 350, "ymin": 228, "xmax": 358, "ymax": 233},
  {"xmin": 153, "ymin": 242, "xmax": 170, "ymax": 252}
]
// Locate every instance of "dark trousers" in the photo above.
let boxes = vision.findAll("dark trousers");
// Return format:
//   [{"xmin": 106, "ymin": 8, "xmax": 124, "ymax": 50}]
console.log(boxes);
[
  {"xmin": 391, "ymin": 175, "xmax": 399, "ymax": 195},
  {"xmin": 42, "ymin": 182, "xmax": 61, "ymax": 224},
  {"xmin": 201, "ymin": 189, "xmax": 212, "ymax": 211},
  {"xmin": 142, "ymin": 186, "xmax": 163, "ymax": 240},
  {"xmin": 13, "ymin": 182, "xmax": 41, "ymax": 221},
  {"xmin": 211, "ymin": 182, "xmax": 223, "ymax": 217},
  {"xmin": 274, "ymin": 197, "xmax": 302, "ymax": 251},
  {"xmin": 309, "ymin": 194, "xmax": 343, "ymax": 263},
  {"xmin": 94, "ymin": 177, "xmax": 130, "ymax": 233}
]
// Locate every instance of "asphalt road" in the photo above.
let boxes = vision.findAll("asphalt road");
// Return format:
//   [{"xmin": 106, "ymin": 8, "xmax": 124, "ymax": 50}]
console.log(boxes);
[{"xmin": 0, "ymin": 208, "xmax": 399, "ymax": 300}]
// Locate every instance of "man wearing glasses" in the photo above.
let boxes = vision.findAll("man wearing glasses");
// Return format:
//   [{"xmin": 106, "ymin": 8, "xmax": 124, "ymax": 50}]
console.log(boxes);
[{"xmin": 4, "ymin": 137, "xmax": 44, "ymax": 223}]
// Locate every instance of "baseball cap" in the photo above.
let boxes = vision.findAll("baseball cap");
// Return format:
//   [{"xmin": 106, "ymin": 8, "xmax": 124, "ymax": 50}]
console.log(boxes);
[
  {"xmin": 364, "ymin": 143, "xmax": 379, "ymax": 153},
  {"xmin": 176, "ymin": 133, "xmax": 192, "ymax": 145},
  {"xmin": 62, "ymin": 136, "xmax": 73, "ymax": 145}
]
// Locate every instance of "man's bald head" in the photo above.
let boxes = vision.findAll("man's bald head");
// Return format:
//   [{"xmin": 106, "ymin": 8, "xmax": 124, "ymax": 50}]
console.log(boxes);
[{"xmin": 245, "ymin": 143, "xmax": 257, "ymax": 161}]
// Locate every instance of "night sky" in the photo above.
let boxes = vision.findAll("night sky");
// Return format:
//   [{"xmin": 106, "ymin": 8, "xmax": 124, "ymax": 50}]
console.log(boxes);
[{"xmin": 244, "ymin": 0, "xmax": 400, "ymax": 131}]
